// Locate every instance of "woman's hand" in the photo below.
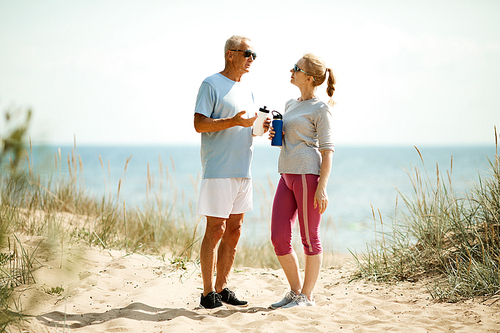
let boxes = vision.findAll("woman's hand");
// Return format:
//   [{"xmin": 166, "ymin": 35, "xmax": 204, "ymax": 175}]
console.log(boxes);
[
  {"xmin": 314, "ymin": 185, "xmax": 328, "ymax": 214},
  {"xmin": 268, "ymin": 126, "xmax": 275, "ymax": 139},
  {"xmin": 314, "ymin": 150, "xmax": 333, "ymax": 214},
  {"xmin": 268, "ymin": 126, "xmax": 284, "ymax": 140}
]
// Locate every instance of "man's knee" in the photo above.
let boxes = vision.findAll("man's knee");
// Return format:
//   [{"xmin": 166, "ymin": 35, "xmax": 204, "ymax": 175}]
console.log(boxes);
[
  {"xmin": 205, "ymin": 217, "xmax": 226, "ymax": 241},
  {"xmin": 224, "ymin": 214, "xmax": 243, "ymax": 238}
]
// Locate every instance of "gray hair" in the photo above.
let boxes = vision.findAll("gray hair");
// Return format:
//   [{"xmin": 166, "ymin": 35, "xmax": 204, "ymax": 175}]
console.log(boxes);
[{"xmin": 224, "ymin": 35, "xmax": 251, "ymax": 56}]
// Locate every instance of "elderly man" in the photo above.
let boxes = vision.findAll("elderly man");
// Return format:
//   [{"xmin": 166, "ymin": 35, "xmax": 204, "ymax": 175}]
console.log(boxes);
[{"xmin": 194, "ymin": 35, "xmax": 268, "ymax": 309}]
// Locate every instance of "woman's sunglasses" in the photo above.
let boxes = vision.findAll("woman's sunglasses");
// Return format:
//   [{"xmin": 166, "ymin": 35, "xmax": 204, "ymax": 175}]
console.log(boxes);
[
  {"xmin": 293, "ymin": 64, "xmax": 313, "ymax": 76},
  {"xmin": 230, "ymin": 49, "xmax": 257, "ymax": 60}
]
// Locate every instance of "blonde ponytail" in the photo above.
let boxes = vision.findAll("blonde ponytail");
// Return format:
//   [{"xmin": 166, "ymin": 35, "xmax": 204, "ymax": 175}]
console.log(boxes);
[
  {"xmin": 326, "ymin": 68, "xmax": 336, "ymax": 106},
  {"xmin": 302, "ymin": 53, "xmax": 336, "ymax": 106}
]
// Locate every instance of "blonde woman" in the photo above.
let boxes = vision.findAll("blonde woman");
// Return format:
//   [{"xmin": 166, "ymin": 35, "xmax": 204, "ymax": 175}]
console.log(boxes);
[{"xmin": 269, "ymin": 53, "xmax": 336, "ymax": 308}]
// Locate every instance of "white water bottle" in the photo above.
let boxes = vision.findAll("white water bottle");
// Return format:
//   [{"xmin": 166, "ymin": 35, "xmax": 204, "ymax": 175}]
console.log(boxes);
[{"xmin": 253, "ymin": 106, "xmax": 270, "ymax": 136}]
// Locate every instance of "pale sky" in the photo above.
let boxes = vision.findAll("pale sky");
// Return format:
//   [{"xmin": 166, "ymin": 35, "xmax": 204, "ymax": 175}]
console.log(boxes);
[{"xmin": 1, "ymin": 0, "xmax": 499, "ymax": 146}]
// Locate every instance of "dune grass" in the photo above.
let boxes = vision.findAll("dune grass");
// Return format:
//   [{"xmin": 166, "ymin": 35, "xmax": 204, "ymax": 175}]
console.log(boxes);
[
  {"xmin": 351, "ymin": 129, "xmax": 500, "ymax": 302},
  {"xmin": 4, "ymin": 105, "xmax": 498, "ymax": 333},
  {"xmin": 0, "ymin": 115, "xmax": 280, "ymax": 254},
  {"xmin": 0, "ymin": 108, "xmax": 282, "ymax": 329}
]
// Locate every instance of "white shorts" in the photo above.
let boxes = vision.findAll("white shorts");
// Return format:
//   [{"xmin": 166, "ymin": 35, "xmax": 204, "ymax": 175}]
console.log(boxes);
[{"xmin": 197, "ymin": 178, "xmax": 253, "ymax": 219}]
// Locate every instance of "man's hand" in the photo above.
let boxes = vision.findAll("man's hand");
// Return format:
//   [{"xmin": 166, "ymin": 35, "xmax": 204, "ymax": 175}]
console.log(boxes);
[
  {"xmin": 232, "ymin": 111, "xmax": 257, "ymax": 128},
  {"xmin": 194, "ymin": 111, "xmax": 258, "ymax": 133},
  {"xmin": 263, "ymin": 117, "xmax": 271, "ymax": 133}
]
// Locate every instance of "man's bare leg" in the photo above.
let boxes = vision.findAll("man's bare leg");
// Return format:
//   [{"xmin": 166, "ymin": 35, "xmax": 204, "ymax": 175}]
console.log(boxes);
[
  {"xmin": 215, "ymin": 213, "xmax": 244, "ymax": 293},
  {"xmin": 200, "ymin": 216, "xmax": 226, "ymax": 296}
]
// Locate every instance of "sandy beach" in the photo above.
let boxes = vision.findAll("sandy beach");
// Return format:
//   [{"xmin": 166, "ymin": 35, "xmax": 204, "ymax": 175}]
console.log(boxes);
[{"xmin": 9, "ymin": 232, "xmax": 499, "ymax": 333}]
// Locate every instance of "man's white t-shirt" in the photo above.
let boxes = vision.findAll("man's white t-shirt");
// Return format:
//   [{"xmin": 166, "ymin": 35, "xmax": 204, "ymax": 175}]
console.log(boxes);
[{"xmin": 195, "ymin": 73, "xmax": 255, "ymax": 179}]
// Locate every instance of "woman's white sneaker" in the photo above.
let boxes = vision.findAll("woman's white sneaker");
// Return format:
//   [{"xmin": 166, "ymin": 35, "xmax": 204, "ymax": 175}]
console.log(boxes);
[
  {"xmin": 282, "ymin": 293, "xmax": 315, "ymax": 308},
  {"xmin": 269, "ymin": 290, "xmax": 297, "ymax": 309}
]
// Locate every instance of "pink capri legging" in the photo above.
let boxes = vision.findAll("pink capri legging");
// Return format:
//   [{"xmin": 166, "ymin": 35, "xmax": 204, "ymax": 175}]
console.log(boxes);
[{"xmin": 271, "ymin": 173, "xmax": 323, "ymax": 256}]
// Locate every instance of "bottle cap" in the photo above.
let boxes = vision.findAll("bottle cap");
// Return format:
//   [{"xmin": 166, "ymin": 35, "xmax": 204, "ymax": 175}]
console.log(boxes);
[
  {"xmin": 272, "ymin": 110, "xmax": 282, "ymax": 120},
  {"xmin": 259, "ymin": 106, "xmax": 270, "ymax": 113}
]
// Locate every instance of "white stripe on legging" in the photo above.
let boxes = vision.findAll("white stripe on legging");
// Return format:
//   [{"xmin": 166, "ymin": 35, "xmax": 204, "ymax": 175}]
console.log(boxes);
[{"xmin": 301, "ymin": 174, "xmax": 313, "ymax": 253}]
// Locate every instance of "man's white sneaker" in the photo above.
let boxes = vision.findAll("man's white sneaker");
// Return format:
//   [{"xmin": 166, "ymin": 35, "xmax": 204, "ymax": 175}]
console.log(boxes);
[
  {"xmin": 269, "ymin": 290, "xmax": 297, "ymax": 309},
  {"xmin": 282, "ymin": 293, "xmax": 315, "ymax": 308}
]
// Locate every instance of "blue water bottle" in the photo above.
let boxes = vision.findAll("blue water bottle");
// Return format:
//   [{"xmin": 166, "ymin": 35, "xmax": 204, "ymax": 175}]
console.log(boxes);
[{"xmin": 271, "ymin": 110, "xmax": 283, "ymax": 147}]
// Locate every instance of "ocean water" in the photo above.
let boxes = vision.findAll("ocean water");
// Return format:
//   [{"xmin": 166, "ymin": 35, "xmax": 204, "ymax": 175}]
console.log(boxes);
[{"xmin": 30, "ymin": 144, "xmax": 496, "ymax": 253}]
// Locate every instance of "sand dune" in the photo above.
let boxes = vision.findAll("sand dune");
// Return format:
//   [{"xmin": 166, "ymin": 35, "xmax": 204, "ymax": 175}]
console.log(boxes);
[{"xmin": 11, "ymin": 236, "xmax": 500, "ymax": 332}]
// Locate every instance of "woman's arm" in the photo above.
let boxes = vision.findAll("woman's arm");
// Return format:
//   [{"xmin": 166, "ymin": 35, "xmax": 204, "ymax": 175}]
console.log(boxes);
[{"xmin": 314, "ymin": 149, "xmax": 334, "ymax": 214}]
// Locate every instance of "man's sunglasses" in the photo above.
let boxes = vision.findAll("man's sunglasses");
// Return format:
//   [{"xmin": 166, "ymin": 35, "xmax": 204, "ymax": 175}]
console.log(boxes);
[{"xmin": 230, "ymin": 49, "xmax": 257, "ymax": 60}]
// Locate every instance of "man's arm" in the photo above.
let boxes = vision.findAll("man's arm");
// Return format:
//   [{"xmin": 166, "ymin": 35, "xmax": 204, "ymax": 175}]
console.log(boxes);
[{"xmin": 194, "ymin": 111, "xmax": 257, "ymax": 133}]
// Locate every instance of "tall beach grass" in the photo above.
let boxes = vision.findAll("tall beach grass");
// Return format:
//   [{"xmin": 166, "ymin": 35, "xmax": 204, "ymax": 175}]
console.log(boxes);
[
  {"xmin": 4, "ymin": 106, "xmax": 498, "ymax": 332},
  {"xmin": 352, "ymin": 128, "xmax": 500, "ymax": 302},
  {"xmin": 1, "ymin": 107, "xmax": 285, "ymax": 329}
]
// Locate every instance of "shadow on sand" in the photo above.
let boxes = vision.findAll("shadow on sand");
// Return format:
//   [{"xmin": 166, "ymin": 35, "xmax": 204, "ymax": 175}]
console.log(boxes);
[{"xmin": 36, "ymin": 302, "xmax": 273, "ymax": 329}]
